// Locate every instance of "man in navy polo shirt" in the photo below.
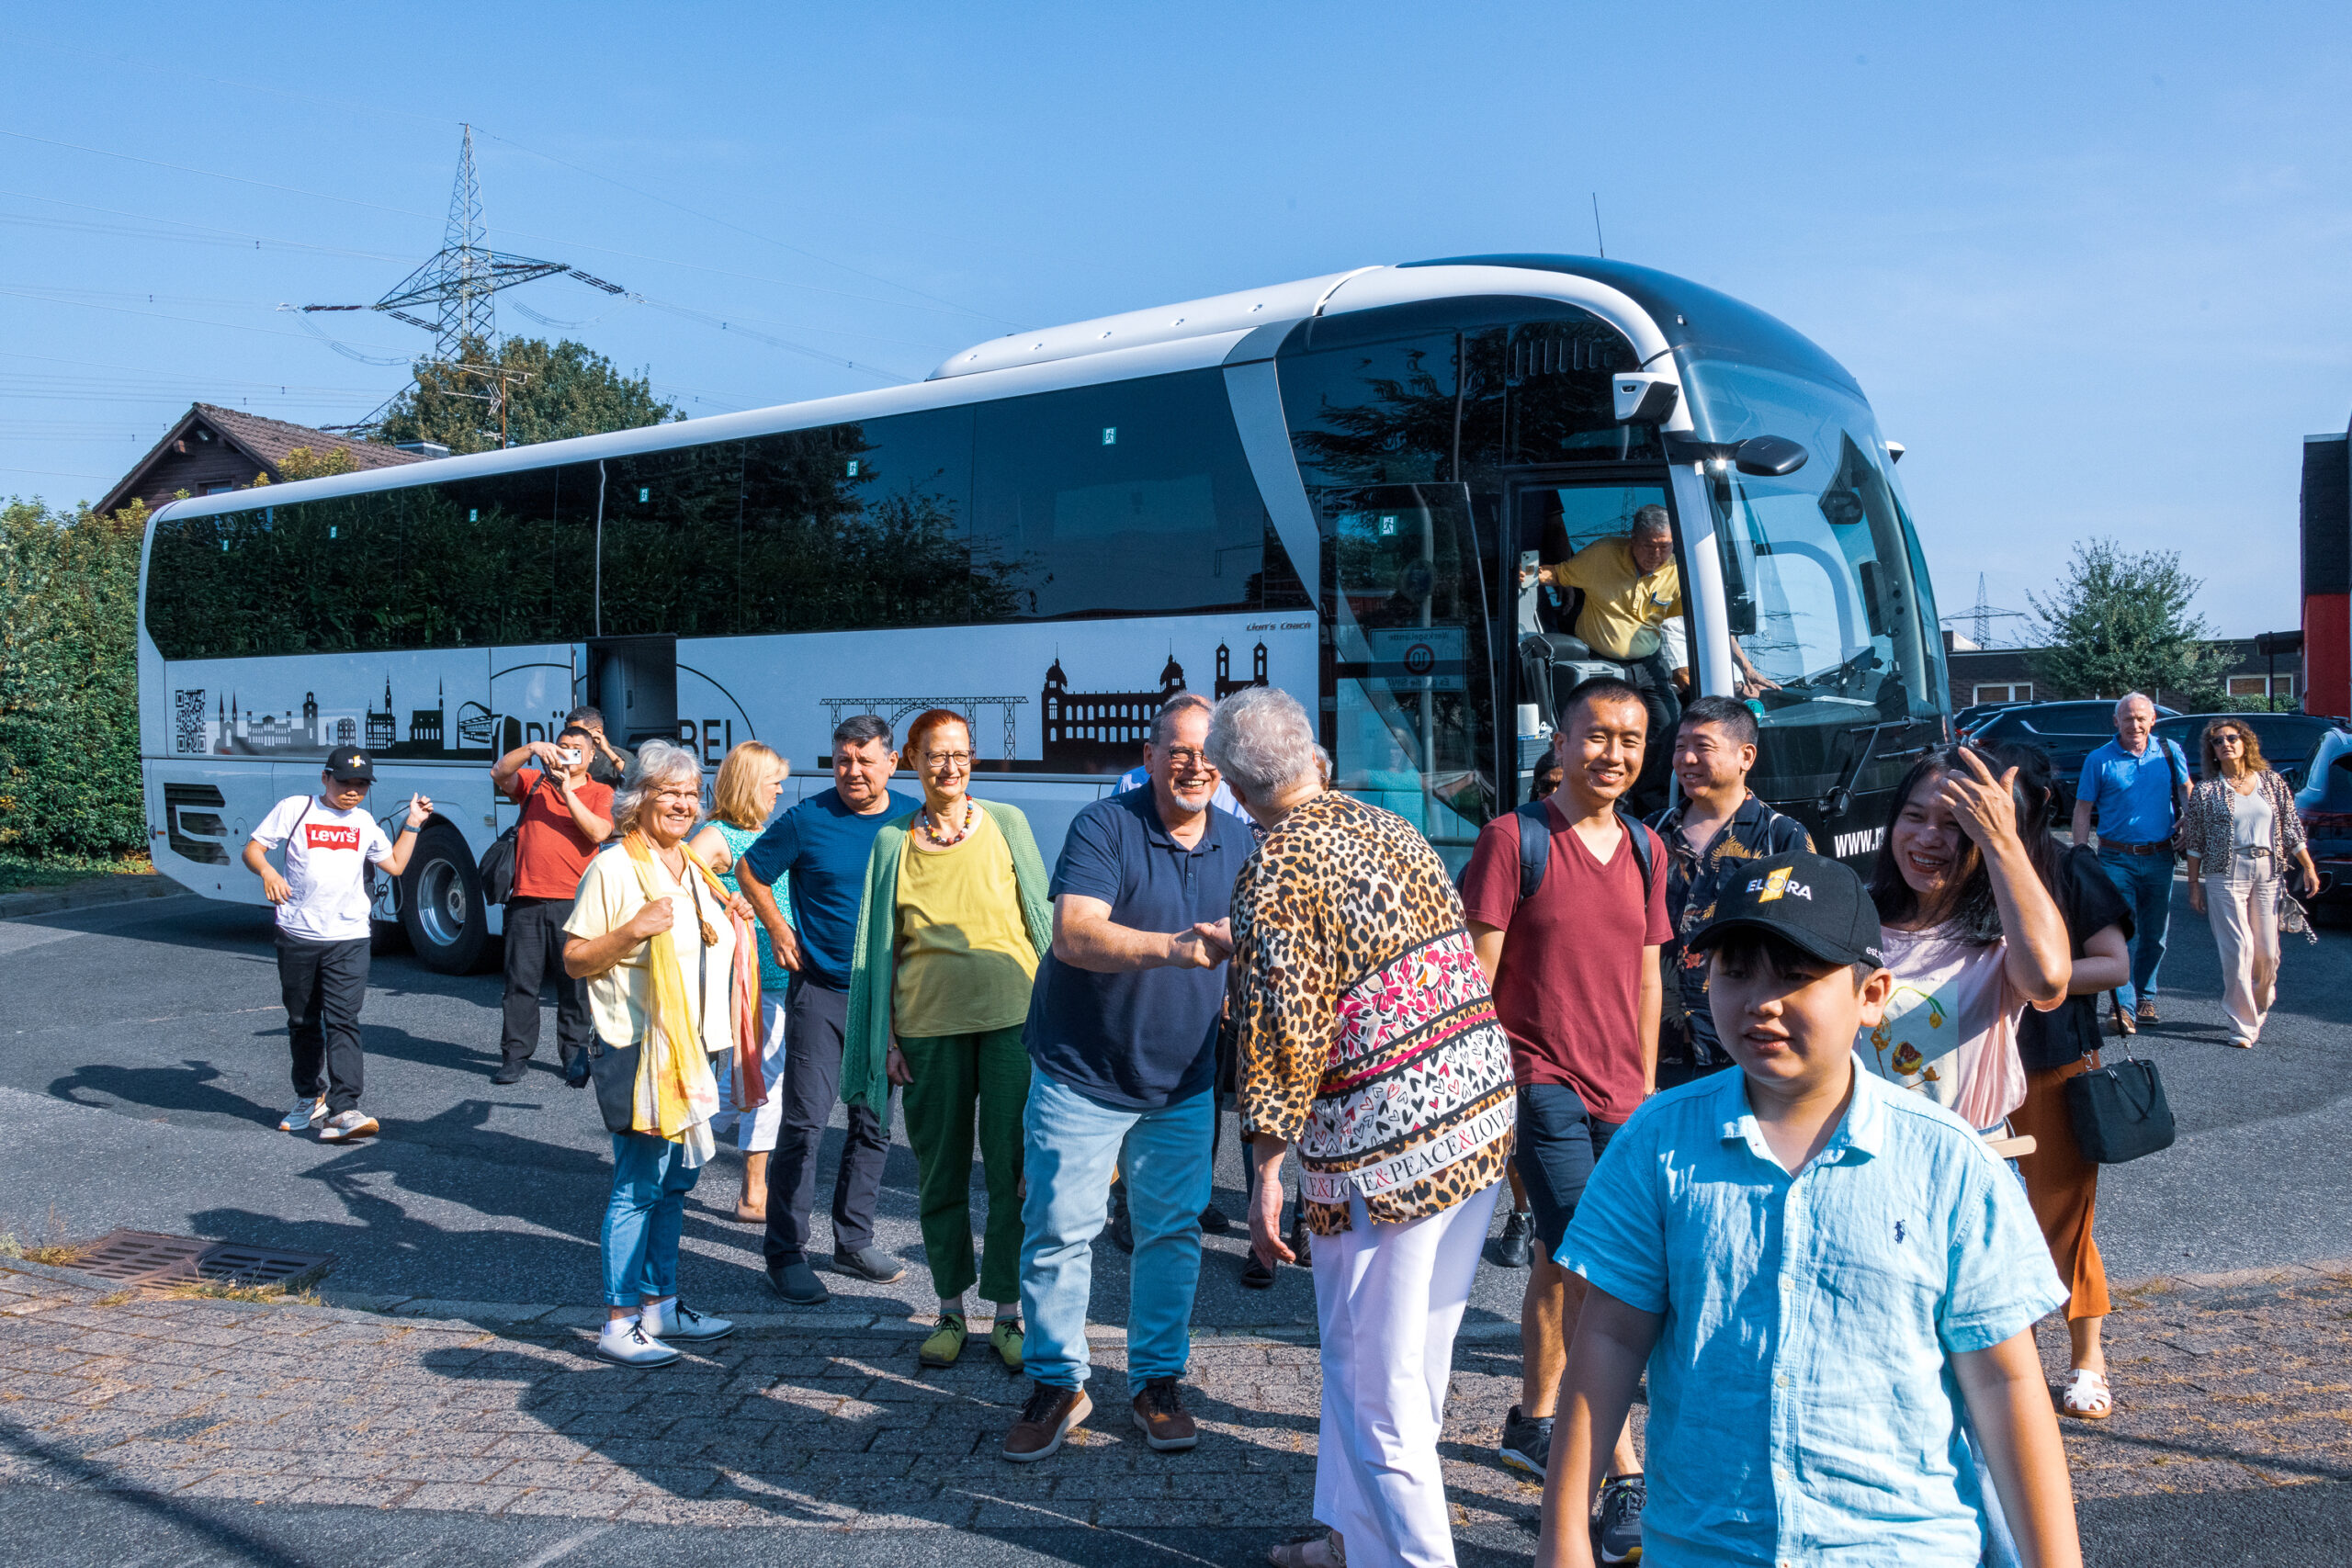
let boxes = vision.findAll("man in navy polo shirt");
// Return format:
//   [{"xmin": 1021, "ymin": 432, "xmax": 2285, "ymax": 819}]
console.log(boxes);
[
  {"xmin": 2071, "ymin": 693, "xmax": 2191, "ymax": 1029},
  {"xmin": 1000, "ymin": 699, "xmax": 1249, "ymax": 1463}
]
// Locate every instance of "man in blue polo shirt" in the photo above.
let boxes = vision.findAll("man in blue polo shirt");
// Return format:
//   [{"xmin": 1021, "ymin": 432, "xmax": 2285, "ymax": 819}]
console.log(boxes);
[
  {"xmin": 738, "ymin": 714, "xmax": 920, "ymax": 1303},
  {"xmin": 2070, "ymin": 692, "xmax": 2190, "ymax": 1029},
  {"xmin": 1000, "ymin": 698, "xmax": 1250, "ymax": 1463}
]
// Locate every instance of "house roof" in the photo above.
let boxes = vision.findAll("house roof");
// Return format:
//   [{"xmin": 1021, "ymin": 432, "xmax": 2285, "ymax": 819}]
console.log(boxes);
[{"xmin": 97, "ymin": 402, "xmax": 427, "ymax": 516}]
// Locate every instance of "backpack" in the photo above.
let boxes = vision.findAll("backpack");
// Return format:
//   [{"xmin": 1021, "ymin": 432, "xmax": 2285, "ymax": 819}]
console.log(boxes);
[
  {"xmin": 477, "ymin": 772, "xmax": 545, "ymax": 907},
  {"xmin": 1510, "ymin": 797, "xmax": 1657, "ymax": 908}
]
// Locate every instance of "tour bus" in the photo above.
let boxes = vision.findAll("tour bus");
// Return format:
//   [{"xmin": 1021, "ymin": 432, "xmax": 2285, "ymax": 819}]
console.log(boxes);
[{"xmin": 137, "ymin": 254, "xmax": 1950, "ymax": 972}]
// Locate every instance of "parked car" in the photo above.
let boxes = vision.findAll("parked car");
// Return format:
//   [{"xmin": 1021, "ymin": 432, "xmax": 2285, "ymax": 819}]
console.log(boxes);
[
  {"xmin": 1953, "ymin": 703, "xmax": 2013, "ymax": 737},
  {"xmin": 1966, "ymin": 700, "xmax": 2182, "ymax": 815},
  {"xmin": 2152, "ymin": 712, "xmax": 2350, "ymax": 790},
  {"xmin": 2294, "ymin": 728, "xmax": 2352, "ymax": 910}
]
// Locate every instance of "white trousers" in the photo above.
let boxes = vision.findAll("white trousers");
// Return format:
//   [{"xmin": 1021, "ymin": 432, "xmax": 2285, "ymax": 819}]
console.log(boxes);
[
  {"xmin": 1312, "ymin": 1179, "xmax": 1501, "ymax": 1568},
  {"xmin": 2203, "ymin": 863, "xmax": 2279, "ymax": 1042},
  {"xmin": 712, "ymin": 993, "xmax": 789, "ymax": 1153}
]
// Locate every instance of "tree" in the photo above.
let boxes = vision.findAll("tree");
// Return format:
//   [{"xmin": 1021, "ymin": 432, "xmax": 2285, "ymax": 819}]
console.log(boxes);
[
  {"xmin": 372, "ymin": 335, "xmax": 681, "ymax": 456},
  {"xmin": 0, "ymin": 497, "xmax": 147, "ymax": 859},
  {"xmin": 2027, "ymin": 538, "xmax": 2226, "ymax": 709}
]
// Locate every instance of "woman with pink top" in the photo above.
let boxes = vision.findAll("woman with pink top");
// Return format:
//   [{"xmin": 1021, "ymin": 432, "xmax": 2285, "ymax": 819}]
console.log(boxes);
[{"xmin": 1861, "ymin": 746, "xmax": 2073, "ymax": 1139}]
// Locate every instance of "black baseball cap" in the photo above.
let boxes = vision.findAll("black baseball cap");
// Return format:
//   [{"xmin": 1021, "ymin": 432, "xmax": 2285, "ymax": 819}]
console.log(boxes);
[
  {"xmin": 324, "ymin": 745, "xmax": 376, "ymax": 784},
  {"xmin": 1688, "ymin": 851, "xmax": 1884, "ymax": 969}
]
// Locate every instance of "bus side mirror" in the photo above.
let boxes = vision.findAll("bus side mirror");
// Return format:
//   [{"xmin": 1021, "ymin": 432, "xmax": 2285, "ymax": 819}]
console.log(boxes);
[{"xmin": 1734, "ymin": 435, "xmax": 1808, "ymax": 477}]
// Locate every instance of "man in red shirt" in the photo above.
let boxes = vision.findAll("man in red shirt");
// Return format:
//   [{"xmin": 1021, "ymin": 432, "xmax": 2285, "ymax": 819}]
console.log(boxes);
[
  {"xmin": 1461, "ymin": 675, "xmax": 1667, "ymax": 1561},
  {"xmin": 490, "ymin": 725, "xmax": 614, "ymax": 1086}
]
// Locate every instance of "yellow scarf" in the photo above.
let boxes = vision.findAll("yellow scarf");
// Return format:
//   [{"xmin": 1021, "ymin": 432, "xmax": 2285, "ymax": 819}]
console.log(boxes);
[{"xmin": 622, "ymin": 832, "xmax": 724, "ymax": 1164}]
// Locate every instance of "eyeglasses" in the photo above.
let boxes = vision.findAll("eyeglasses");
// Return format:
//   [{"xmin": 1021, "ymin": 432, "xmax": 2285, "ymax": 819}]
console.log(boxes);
[
  {"xmin": 1159, "ymin": 747, "xmax": 1216, "ymax": 771},
  {"xmin": 922, "ymin": 751, "xmax": 973, "ymax": 768},
  {"xmin": 652, "ymin": 789, "xmax": 702, "ymax": 803},
  {"xmin": 2214, "ymin": 733, "xmax": 2245, "ymax": 746}
]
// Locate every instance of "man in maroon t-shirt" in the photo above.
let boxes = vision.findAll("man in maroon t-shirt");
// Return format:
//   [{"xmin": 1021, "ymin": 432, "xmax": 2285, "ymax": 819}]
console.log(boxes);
[
  {"xmin": 1461, "ymin": 675, "xmax": 1667, "ymax": 1540},
  {"xmin": 489, "ymin": 726, "xmax": 615, "ymax": 1085}
]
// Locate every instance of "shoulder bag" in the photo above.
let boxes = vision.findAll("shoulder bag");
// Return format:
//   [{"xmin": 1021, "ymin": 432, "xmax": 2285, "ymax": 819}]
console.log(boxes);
[
  {"xmin": 2064, "ymin": 1043, "xmax": 2176, "ymax": 1164},
  {"xmin": 477, "ymin": 773, "xmax": 546, "ymax": 907}
]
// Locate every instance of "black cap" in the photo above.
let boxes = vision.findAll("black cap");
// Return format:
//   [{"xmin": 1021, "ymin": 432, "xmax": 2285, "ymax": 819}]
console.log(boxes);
[
  {"xmin": 1689, "ymin": 851, "xmax": 1884, "ymax": 969},
  {"xmin": 324, "ymin": 745, "xmax": 376, "ymax": 784}
]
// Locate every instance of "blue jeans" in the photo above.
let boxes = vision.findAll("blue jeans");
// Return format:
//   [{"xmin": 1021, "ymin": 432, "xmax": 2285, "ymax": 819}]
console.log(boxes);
[
  {"xmin": 2098, "ymin": 848, "xmax": 2176, "ymax": 1008},
  {"xmin": 1019, "ymin": 1070, "xmax": 1215, "ymax": 1391},
  {"xmin": 601, "ymin": 1132, "xmax": 702, "ymax": 1307}
]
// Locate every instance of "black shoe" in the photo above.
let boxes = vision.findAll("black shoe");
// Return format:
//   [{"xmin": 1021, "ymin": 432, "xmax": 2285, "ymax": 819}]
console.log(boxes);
[
  {"xmin": 1495, "ymin": 1210, "xmax": 1534, "ymax": 1269},
  {"xmin": 1498, "ymin": 1404, "xmax": 1554, "ymax": 1477},
  {"xmin": 1239, "ymin": 1251, "xmax": 1274, "ymax": 1290},
  {"xmin": 1597, "ymin": 1472, "xmax": 1645, "ymax": 1562},
  {"xmin": 561, "ymin": 1051, "xmax": 592, "ymax": 1088},
  {"xmin": 490, "ymin": 1060, "xmax": 527, "ymax": 1086},
  {"xmin": 1198, "ymin": 1202, "xmax": 1231, "ymax": 1235},
  {"xmin": 832, "ymin": 1246, "xmax": 907, "ymax": 1283},
  {"xmin": 1288, "ymin": 1212, "xmax": 1311, "ymax": 1267},
  {"xmin": 1107, "ymin": 1198, "xmax": 1135, "ymax": 1255},
  {"xmin": 766, "ymin": 1258, "xmax": 830, "ymax": 1304}
]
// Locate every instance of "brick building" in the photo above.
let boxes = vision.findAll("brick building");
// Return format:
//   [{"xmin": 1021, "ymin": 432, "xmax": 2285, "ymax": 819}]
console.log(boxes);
[
  {"xmin": 1945, "ymin": 633, "xmax": 2308, "ymax": 714},
  {"xmin": 96, "ymin": 403, "xmax": 430, "ymax": 517}
]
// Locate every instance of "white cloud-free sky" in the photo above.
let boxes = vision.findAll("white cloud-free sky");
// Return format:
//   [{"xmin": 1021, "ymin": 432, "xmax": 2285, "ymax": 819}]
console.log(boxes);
[{"xmin": 5, "ymin": 1, "xmax": 2346, "ymax": 636}]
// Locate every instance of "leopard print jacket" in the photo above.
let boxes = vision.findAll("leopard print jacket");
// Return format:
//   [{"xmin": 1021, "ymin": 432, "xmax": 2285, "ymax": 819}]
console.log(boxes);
[{"xmin": 1227, "ymin": 790, "xmax": 1516, "ymax": 1235}]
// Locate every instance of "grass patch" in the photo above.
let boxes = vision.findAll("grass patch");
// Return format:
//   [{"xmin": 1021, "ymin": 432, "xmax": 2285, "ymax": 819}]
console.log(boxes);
[
  {"xmin": 0, "ymin": 1208, "xmax": 86, "ymax": 1267},
  {"xmin": 157, "ymin": 1280, "xmax": 322, "ymax": 1306},
  {"xmin": 0, "ymin": 851, "xmax": 155, "ymax": 897}
]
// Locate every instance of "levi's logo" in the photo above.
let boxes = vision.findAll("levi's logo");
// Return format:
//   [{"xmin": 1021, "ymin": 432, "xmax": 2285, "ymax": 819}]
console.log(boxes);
[{"xmin": 305, "ymin": 824, "xmax": 361, "ymax": 851}]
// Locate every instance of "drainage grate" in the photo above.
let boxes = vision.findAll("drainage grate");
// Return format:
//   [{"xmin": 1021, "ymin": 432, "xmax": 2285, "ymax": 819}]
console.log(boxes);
[{"xmin": 71, "ymin": 1229, "xmax": 334, "ymax": 1289}]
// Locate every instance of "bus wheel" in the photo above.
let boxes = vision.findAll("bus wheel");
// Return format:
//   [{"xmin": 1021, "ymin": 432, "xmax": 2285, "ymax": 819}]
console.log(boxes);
[{"xmin": 399, "ymin": 822, "xmax": 488, "ymax": 974}]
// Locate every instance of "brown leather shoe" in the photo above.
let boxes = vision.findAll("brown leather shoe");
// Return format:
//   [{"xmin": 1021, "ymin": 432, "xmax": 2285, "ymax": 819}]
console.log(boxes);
[
  {"xmin": 1132, "ymin": 1375, "xmax": 1198, "ymax": 1451},
  {"xmin": 1001, "ymin": 1382, "xmax": 1091, "ymax": 1462}
]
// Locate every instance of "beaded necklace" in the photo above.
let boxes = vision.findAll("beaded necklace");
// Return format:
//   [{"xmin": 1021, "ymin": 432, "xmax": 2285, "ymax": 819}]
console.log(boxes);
[{"xmin": 917, "ymin": 796, "xmax": 978, "ymax": 850}]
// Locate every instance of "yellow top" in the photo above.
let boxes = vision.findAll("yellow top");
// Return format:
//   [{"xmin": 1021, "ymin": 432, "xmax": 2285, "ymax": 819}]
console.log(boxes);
[
  {"xmin": 1549, "ymin": 536, "xmax": 1685, "ymax": 660},
  {"xmin": 891, "ymin": 807, "xmax": 1040, "ymax": 1038}
]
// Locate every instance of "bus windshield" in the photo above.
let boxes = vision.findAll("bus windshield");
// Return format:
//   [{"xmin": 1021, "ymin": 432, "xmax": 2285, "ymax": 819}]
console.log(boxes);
[{"xmin": 1683, "ymin": 360, "xmax": 1947, "ymax": 805}]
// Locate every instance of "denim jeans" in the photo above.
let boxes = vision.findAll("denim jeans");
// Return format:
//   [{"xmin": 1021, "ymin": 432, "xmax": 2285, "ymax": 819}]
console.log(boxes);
[
  {"xmin": 2097, "ymin": 848, "xmax": 2176, "ymax": 1008},
  {"xmin": 1019, "ymin": 1070, "xmax": 1215, "ymax": 1391},
  {"xmin": 601, "ymin": 1132, "xmax": 702, "ymax": 1307}
]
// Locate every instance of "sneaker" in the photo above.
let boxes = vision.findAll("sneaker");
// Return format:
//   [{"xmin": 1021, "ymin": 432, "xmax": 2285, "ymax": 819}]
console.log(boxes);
[
  {"xmin": 594, "ymin": 1321, "xmax": 679, "ymax": 1368},
  {"xmin": 1131, "ymin": 1375, "xmax": 1198, "ymax": 1451},
  {"xmin": 1597, "ymin": 1473, "xmax": 1645, "ymax": 1562},
  {"xmin": 1495, "ymin": 1210, "xmax": 1534, "ymax": 1269},
  {"xmin": 1288, "ymin": 1210, "xmax": 1312, "ymax": 1267},
  {"xmin": 1107, "ymin": 1193, "xmax": 1135, "ymax": 1254},
  {"xmin": 918, "ymin": 1314, "xmax": 967, "ymax": 1368},
  {"xmin": 316, "ymin": 1109, "xmax": 379, "ymax": 1142},
  {"xmin": 1498, "ymin": 1404, "xmax": 1554, "ymax": 1477},
  {"xmin": 2137, "ymin": 998, "xmax": 2159, "ymax": 1025},
  {"xmin": 832, "ymin": 1246, "xmax": 908, "ymax": 1283},
  {"xmin": 490, "ymin": 1060, "xmax": 527, "ymax": 1086},
  {"xmin": 1198, "ymin": 1202, "xmax": 1231, "ymax": 1235},
  {"xmin": 1001, "ymin": 1381, "xmax": 1091, "ymax": 1462},
  {"xmin": 643, "ymin": 1300, "xmax": 733, "ymax": 1343},
  {"xmin": 766, "ymin": 1258, "xmax": 830, "ymax": 1305},
  {"xmin": 277, "ymin": 1096, "xmax": 327, "ymax": 1132},
  {"xmin": 990, "ymin": 1317, "xmax": 1025, "ymax": 1371},
  {"xmin": 1239, "ymin": 1251, "xmax": 1275, "ymax": 1290}
]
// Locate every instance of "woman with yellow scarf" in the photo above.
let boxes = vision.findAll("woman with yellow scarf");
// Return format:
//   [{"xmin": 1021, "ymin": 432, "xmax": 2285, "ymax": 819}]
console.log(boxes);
[{"xmin": 564, "ymin": 739, "xmax": 752, "ymax": 1367}]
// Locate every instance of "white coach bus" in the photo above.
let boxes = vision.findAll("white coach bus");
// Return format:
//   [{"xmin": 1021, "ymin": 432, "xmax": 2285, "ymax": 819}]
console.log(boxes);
[{"xmin": 137, "ymin": 254, "xmax": 1951, "ymax": 971}]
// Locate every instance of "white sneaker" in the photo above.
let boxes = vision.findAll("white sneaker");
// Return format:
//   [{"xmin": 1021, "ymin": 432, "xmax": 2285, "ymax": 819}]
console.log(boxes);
[
  {"xmin": 277, "ymin": 1096, "xmax": 328, "ymax": 1132},
  {"xmin": 316, "ymin": 1109, "xmax": 379, "ymax": 1142},
  {"xmin": 595, "ymin": 1321, "xmax": 680, "ymax": 1367},
  {"xmin": 643, "ymin": 1300, "xmax": 734, "ymax": 1343}
]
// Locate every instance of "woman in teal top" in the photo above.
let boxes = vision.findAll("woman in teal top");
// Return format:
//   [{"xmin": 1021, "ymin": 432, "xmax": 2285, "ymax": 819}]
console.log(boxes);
[
  {"xmin": 844, "ymin": 710, "xmax": 1052, "ymax": 1371},
  {"xmin": 689, "ymin": 741, "xmax": 792, "ymax": 1224}
]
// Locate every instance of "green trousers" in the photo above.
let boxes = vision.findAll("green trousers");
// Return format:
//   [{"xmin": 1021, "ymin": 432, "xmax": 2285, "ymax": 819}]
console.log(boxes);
[{"xmin": 897, "ymin": 1026, "xmax": 1030, "ymax": 1305}]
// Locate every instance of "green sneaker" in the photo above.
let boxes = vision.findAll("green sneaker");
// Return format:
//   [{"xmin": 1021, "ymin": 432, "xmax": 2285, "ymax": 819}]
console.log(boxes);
[
  {"xmin": 918, "ymin": 1314, "xmax": 967, "ymax": 1368},
  {"xmin": 990, "ymin": 1317, "xmax": 1024, "ymax": 1372}
]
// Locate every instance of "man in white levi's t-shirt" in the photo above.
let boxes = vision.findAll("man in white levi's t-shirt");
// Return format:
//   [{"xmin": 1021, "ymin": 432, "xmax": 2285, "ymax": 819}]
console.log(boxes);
[{"xmin": 243, "ymin": 746, "xmax": 432, "ymax": 1143}]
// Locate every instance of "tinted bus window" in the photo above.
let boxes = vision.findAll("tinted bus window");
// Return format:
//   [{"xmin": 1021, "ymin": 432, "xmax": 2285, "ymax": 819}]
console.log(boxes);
[
  {"xmin": 599, "ymin": 443, "xmax": 745, "ymax": 637},
  {"xmin": 970, "ymin": 369, "xmax": 1301, "ymax": 621}
]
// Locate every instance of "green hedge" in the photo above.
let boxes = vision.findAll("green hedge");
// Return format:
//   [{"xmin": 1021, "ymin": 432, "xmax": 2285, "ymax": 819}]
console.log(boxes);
[{"xmin": 0, "ymin": 499, "xmax": 147, "ymax": 860}]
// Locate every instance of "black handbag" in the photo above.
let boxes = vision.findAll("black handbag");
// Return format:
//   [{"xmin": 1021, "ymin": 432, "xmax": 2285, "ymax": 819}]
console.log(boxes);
[
  {"xmin": 585, "ymin": 1038, "xmax": 640, "ymax": 1134},
  {"xmin": 2064, "ymin": 1045, "xmax": 2176, "ymax": 1164}
]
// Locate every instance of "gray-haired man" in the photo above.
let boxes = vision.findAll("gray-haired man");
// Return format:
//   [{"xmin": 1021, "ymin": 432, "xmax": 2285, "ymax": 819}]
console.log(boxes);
[{"xmin": 738, "ymin": 715, "xmax": 920, "ymax": 1303}]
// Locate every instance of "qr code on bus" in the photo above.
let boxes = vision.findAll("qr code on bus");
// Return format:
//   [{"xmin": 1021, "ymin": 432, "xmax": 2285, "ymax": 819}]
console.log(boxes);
[{"xmin": 175, "ymin": 689, "xmax": 207, "ymax": 754}]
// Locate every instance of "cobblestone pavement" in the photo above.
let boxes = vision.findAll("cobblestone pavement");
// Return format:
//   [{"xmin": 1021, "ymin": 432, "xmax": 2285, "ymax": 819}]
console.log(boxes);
[{"xmin": 2, "ymin": 1257, "xmax": 2346, "ymax": 1563}]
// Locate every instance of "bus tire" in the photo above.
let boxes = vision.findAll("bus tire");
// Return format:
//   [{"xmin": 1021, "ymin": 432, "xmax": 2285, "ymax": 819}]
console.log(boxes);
[{"xmin": 398, "ymin": 821, "xmax": 489, "ymax": 975}]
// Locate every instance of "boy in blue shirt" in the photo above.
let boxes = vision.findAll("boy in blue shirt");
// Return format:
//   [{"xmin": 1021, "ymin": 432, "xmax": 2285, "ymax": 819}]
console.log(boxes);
[{"xmin": 1539, "ymin": 852, "xmax": 2079, "ymax": 1568}]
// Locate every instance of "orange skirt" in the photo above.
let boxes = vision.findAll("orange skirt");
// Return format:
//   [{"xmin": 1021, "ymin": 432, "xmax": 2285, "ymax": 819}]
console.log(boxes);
[{"xmin": 2012, "ymin": 1058, "xmax": 2109, "ymax": 1321}]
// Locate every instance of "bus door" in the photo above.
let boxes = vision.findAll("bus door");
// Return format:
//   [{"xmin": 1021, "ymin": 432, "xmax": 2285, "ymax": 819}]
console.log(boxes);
[
  {"xmin": 587, "ymin": 636, "xmax": 678, "ymax": 752},
  {"xmin": 1315, "ymin": 482, "xmax": 1496, "ymax": 864},
  {"xmin": 1499, "ymin": 472, "xmax": 1679, "ymax": 808}
]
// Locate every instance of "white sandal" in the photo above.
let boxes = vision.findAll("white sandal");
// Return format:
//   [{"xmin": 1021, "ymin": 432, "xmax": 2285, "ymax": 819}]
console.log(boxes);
[{"xmin": 2062, "ymin": 1367, "xmax": 2113, "ymax": 1420}]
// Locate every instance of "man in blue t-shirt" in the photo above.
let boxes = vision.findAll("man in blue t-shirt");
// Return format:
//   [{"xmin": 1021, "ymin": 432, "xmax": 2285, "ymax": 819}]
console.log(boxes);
[
  {"xmin": 738, "ymin": 714, "xmax": 920, "ymax": 1303},
  {"xmin": 2070, "ymin": 692, "xmax": 2190, "ymax": 1027},
  {"xmin": 1000, "ymin": 698, "xmax": 1250, "ymax": 1463}
]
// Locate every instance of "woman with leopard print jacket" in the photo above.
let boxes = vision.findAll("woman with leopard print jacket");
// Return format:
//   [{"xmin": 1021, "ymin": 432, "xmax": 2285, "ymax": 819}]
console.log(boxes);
[{"xmin": 1208, "ymin": 686, "xmax": 1514, "ymax": 1568}]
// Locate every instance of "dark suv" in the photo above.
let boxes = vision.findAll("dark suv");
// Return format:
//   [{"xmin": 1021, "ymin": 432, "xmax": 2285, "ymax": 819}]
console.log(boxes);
[
  {"xmin": 1964, "ymin": 701, "xmax": 2180, "ymax": 814},
  {"xmin": 2152, "ymin": 713, "xmax": 2348, "ymax": 789}
]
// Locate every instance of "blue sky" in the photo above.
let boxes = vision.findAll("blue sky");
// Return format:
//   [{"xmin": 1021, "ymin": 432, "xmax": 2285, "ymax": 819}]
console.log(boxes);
[{"xmin": 5, "ymin": 1, "xmax": 2347, "ymax": 637}]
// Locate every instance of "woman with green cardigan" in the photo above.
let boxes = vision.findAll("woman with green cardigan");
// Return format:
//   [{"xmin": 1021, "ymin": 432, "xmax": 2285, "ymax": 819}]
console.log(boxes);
[{"xmin": 842, "ymin": 708, "xmax": 1053, "ymax": 1371}]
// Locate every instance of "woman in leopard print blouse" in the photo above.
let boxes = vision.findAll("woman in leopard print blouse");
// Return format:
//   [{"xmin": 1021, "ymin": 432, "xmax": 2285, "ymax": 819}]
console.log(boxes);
[{"xmin": 1209, "ymin": 686, "xmax": 1514, "ymax": 1568}]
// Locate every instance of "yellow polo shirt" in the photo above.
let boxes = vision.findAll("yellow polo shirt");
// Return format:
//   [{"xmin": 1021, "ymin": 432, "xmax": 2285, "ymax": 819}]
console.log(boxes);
[{"xmin": 1550, "ymin": 537, "xmax": 1684, "ymax": 660}]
